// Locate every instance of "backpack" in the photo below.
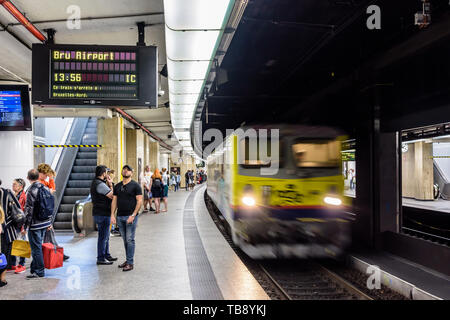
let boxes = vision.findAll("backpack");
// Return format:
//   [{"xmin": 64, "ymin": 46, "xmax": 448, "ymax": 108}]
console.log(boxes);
[
  {"xmin": 37, "ymin": 185, "xmax": 55, "ymax": 221},
  {"xmin": 153, "ymin": 178, "xmax": 162, "ymax": 189}
]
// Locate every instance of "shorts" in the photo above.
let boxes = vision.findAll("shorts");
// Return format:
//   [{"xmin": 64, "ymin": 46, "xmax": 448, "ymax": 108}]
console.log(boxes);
[
  {"xmin": 162, "ymin": 184, "xmax": 169, "ymax": 198},
  {"xmin": 144, "ymin": 190, "xmax": 149, "ymax": 200}
]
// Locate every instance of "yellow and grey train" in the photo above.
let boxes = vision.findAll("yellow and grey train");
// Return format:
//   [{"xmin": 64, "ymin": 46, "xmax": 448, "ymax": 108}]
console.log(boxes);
[{"xmin": 206, "ymin": 124, "xmax": 352, "ymax": 259}]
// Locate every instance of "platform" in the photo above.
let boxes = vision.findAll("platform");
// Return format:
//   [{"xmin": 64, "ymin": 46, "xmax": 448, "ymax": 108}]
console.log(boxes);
[
  {"xmin": 350, "ymin": 251, "xmax": 450, "ymax": 300},
  {"xmin": 0, "ymin": 186, "xmax": 269, "ymax": 300},
  {"xmin": 402, "ymin": 197, "xmax": 450, "ymax": 214}
]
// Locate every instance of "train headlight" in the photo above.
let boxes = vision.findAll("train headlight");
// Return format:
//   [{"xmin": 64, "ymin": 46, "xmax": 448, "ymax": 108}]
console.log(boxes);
[
  {"xmin": 242, "ymin": 196, "xmax": 256, "ymax": 207},
  {"xmin": 324, "ymin": 196, "xmax": 342, "ymax": 206}
]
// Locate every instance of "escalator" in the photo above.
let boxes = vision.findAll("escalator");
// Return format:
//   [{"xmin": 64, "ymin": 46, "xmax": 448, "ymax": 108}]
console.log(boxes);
[{"xmin": 53, "ymin": 118, "xmax": 97, "ymax": 230}]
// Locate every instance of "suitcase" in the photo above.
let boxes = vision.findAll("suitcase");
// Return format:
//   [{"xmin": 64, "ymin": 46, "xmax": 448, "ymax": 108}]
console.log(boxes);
[{"xmin": 42, "ymin": 243, "xmax": 64, "ymax": 269}]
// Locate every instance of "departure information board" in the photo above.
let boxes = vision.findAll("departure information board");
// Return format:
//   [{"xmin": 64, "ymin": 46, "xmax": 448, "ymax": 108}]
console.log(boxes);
[
  {"xmin": 0, "ymin": 91, "xmax": 24, "ymax": 127},
  {"xmin": 32, "ymin": 44, "xmax": 158, "ymax": 107},
  {"xmin": 50, "ymin": 49, "xmax": 138, "ymax": 100}
]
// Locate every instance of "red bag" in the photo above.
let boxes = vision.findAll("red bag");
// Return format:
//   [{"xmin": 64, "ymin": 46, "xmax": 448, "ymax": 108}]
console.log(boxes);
[{"xmin": 42, "ymin": 243, "xmax": 64, "ymax": 269}]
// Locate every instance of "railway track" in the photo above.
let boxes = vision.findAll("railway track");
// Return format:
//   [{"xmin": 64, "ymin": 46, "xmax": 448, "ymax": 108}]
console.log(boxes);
[
  {"xmin": 204, "ymin": 191, "xmax": 373, "ymax": 300},
  {"xmin": 259, "ymin": 260, "xmax": 372, "ymax": 300}
]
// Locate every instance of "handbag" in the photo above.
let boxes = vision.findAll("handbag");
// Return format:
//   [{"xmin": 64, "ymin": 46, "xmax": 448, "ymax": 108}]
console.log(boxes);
[
  {"xmin": 8, "ymin": 195, "xmax": 26, "ymax": 229},
  {"xmin": 11, "ymin": 234, "xmax": 31, "ymax": 258},
  {"xmin": 42, "ymin": 243, "xmax": 64, "ymax": 269},
  {"xmin": 42, "ymin": 228, "xmax": 64, "ymax": 269}
]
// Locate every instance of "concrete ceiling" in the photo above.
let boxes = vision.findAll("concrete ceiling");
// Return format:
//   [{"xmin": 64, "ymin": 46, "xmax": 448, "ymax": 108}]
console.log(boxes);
[{"xmin": 0, "ymin": 0, "xmax": 178, "ymax": 152}]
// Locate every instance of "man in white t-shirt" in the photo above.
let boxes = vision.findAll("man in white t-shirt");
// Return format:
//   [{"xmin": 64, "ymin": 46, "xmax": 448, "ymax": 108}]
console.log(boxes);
[{"xmin": 140, "ymin": 166, "xmax": 153, "ymax": 212}]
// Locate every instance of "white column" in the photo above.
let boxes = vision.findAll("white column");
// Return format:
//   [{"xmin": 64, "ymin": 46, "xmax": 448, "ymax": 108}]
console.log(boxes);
[{"xmin": 0, "ymin": 131, "xmax": 34, "ymax": 190}]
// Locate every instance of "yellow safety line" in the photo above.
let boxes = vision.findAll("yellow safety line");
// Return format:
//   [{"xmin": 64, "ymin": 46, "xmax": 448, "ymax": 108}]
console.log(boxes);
[
  {"xmin": 297, "ymin": 218, "xmax": 326, "ymax": 223},
  {"xmin": 407, "ymin": 218, "xmax": 450, "ymax": 232},
  {"xmin": 33, "ymin": 145, "xmax": 103, "ymax": 148}
]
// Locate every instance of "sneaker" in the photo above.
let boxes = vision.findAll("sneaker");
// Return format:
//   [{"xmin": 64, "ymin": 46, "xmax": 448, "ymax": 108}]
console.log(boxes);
[
  {"xmin": 0, "ymin": 281, "xmax": 7, "ymax": 287},
  {"xmin": 15, "ymin": 265, "xmax": 26, "ymax": 274},
  {"xmin": 106, "ymin": 256, "xmax": 118, "ymax": 262},
  {"xmin": 149, "ymin": 207, "xmax": 155, "ymax": 211},
  {"xmin": 118, "ymin": 261, "xmax": 127, "ymax": 268},
  {"xmin": 6, "ymin": 266, "xmax": 16, "ymax": 272},
  {"xmin": 26, "ymin": 273, "xmax": 43, "ymax": 279},
  {"xmin": 122, "ymin": 264, "xmax": 134, "ymax": 272}
]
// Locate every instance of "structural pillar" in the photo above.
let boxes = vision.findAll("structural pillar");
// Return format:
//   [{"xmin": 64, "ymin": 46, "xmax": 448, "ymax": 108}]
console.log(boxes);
[{"xmin": 97, "ymin": 117, "xmax": 125, "ymax": 184}]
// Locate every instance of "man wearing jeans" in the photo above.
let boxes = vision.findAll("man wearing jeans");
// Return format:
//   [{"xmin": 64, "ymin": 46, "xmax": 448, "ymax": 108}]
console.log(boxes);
[
  {"xmin": 111, "ymin": 165, "xmax": 142, "ymax": 272},
  {"xmin": 22, "ymin": 169, "xmax": 51, "ymax": 279},
  {"xmin": 91, "ymin": 165, "xmax": 117, "ymax": 265}
]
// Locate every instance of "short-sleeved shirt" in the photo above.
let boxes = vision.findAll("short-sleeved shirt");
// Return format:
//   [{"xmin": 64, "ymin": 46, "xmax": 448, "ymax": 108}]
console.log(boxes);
[{"xmin": 113, "ymin": 180, "xmax": 142, "ymax": 216}]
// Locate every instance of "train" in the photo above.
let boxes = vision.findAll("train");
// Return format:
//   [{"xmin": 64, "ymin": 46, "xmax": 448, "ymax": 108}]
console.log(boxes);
[{"xmin": 206, "ymin": 124, "xmax": 352, "ymax": 259}]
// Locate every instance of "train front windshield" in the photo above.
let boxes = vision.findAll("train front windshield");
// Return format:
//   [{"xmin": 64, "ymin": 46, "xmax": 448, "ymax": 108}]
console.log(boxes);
[{"xmin": 292, "ymin": 139, "xmax": 340, "ymax": 168}]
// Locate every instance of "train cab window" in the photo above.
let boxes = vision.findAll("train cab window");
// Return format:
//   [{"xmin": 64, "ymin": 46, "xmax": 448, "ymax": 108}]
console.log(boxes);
[
  {"xmin": 239, "ymin": 136, "xmax": 282, "ymax": 168},
  {"xmin": 292, "ymin": 139, "xmax": 339, "ymax": 168}
]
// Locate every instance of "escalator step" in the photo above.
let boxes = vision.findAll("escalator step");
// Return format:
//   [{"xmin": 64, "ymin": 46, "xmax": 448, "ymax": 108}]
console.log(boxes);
[
  {"xmin": 75, "ymin": 159, "xmax": 97, "ymax": 166},
  {"xmin": 70, "ymin": 172, "xmax": 95, "ymax": 180},
  {"xmin": 77, "ymin": 152, "xmax": 97, "ymax": 159},
  {"xmin": 59, "ymin": 204, "xmax": 74, "ymax": 213},
  {"xmin": 62, "ymin": 195, "xmax": 87, "ymax": 204},
  {"xmin": 54, "ymin": 221, "xmax": 73, "ymax": 230},
  {"xmin": 64, "ymin": 188, "xmax": 90, "ymax": 196},
  {"xmin": 78, "ymin": 147, "xmax": 98, "ymax": 152},
  {"xmin": 82, "ymin": 133, "xmax": 97, "ymax": 140},
  {"xmin": 85, "ymin": 127, "xmax": 96, "ymax": 134},
  {"xmin": 67, "ymin": 180, "xmax": 92, "ymax": 188},
  {"xmin": 55, "ymin": 211, "xmax": 72, "ymax": 222},
  {"xmin": 72, "ymin": 166, "xmax": 96, "ymax": 173}
]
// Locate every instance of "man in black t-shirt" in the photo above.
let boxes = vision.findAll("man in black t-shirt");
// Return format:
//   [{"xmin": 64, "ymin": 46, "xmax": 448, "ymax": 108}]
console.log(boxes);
[
  {"xmin": 111, "ymin": 165, "xmax": 142, "ymax": 272},
  {"xmin": 91, "ymin": 165, "xmax": 118, "ymax": 265}
]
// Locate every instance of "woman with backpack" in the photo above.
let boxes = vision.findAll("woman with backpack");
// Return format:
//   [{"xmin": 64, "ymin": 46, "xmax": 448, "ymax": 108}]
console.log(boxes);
[{"xmin": 151, "ymin": 169, "xmax": 163, "ymax": 214}]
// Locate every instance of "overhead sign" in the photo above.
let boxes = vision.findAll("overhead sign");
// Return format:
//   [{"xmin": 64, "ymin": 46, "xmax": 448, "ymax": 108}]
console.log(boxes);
[{"xmin": 32, "ymin": 44, "xmax": 158, "ymax": 107}]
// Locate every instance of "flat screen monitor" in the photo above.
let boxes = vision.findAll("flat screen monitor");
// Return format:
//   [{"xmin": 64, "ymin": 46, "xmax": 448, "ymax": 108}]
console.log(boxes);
[
  {"xmin": 32, "ymin": 44, "xmax": 158, "ymax": 107},
  {"xmin": 0, "ymin": 84, "xmax": 32, "ymax": 131}
]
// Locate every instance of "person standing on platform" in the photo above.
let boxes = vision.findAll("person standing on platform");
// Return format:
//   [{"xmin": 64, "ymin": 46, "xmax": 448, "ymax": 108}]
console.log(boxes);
[
  {"xmin": 23, "ymin": 169, "xmax": 54, "ymax": 279},
  {"xmin": 111, "ymin": 165, "xmax": 142, "ymax": 272},
  {"xmin": 91, "ymin": 165, "xmax": 117, "ymax": 265},
  {"xmin": 0, "ymin": 205, "xmax": 8, "ymax": 287},
  {"xmin": 150, "ymin": 169, "xmax": 163, "ymax": 213},
  {"xmin": 37, "ymin": 164, "xmax": 70, "ymax": 261},
  {"xmin": 140, "ymin": 166, "xmax": 153, "ymax": 212},
  {"xmin": 37, "ymin": 163, "xmax": 56, "ymax": 195},
  {"xmin": 161, "ymin": 168, "xmax": 169, "ymax": 212},
  {"xmin": 185, "ymin": 170, "xmax": 189, "ymax": 191},
  {"xmin": 175, "ymin": 170, "xmax": 181, "ymax": 192},
  {"xmin": 0, "ymin": 180, "xmax": 21, "ymax": 274},
  {"xmin": 10, "ymin": 178, "xmax": 27, "ymax": 273}
]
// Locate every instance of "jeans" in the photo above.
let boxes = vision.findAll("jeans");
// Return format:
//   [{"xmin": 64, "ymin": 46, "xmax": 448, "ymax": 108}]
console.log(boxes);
[
  {"xmin": 117, "ymin": 215, "xmax": 139, "ymax": 265},
  {"xmin": 94, "ymin": 215, "xmax": 111, "ymax": 261},
  {"xmin": 28, "ymin": 228, "xmax": 46, "ymax": 277},
  {"xmin": 10, "ymin": 255, "xmax": 26, "ymax": 267}
]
